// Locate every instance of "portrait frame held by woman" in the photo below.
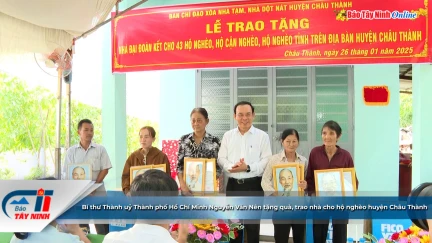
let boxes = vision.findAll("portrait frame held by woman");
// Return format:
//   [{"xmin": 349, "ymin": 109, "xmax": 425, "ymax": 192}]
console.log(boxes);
[{"xmin": 272, "ymin": 163, "xmax": 302, "ymax": 196}]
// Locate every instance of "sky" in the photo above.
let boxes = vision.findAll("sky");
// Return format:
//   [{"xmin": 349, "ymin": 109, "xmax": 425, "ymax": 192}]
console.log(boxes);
[{"xmin": 0, "ymin": 27, "xmax": 160, "ymax": 122}]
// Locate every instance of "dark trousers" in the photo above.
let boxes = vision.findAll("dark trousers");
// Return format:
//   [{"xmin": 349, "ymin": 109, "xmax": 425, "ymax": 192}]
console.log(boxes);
[
  {"xmin": 79, "ymin": 224, "xmax": 109, "ymax": 235},
  {"xmin": 226, "ymin": 177, "xmax": 263, "ymax": 243},
  {"xmin": 313, "ymin": 220, "xmax": 347, "ymax": 243},
  {"xmin": 273, "ymin": 222, "xmax": 305, "ymax": 243}
]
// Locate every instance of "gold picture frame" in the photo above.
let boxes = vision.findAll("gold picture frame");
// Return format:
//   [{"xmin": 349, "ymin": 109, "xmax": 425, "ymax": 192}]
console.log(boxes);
[
  {"xmin": 298, "ymin": 163, "xmax": 305, "ymax": 181},
  {"xmin": 67, "ymin": 163, "xmax": 92, "ymax": 180},
  {"xmin": 272, "ymin": 163, "xmax": 302, "ymax": 196},
  {"xmin": 130, "ymin": 164, "xmax": 169, "ymax": 184},
  {"xmin": 151, "ymin": 164, "xmax": 167, "ymax": 172},
  {"xmin": 314, "ymin": 168, "xmax": 345, "ymax": 196},
  {"xmin": 285, "ymin": 162, "xmax": 305, "ymax": 181},
  {"xmin": 130, "ymin": 164, "xmax": 167, "ymax": 184},
  {"xmin": 342, "ymin": 168, "xmax": 357, "ymax": 196},
  {"xmin": 184, "ymin": 158, "xmax": 206, "ymax": 193}
]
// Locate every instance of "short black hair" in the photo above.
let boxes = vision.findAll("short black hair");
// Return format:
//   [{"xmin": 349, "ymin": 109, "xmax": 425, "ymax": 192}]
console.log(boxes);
[
  {"xmin": 234, "ymin": 101, "xmax": 254, "ymax": 114},
  {"xmin": 322, "ymin": 120, "xmax": 342, "ymax": 137},
  {"xmin": 78, "ymin": 119, "xmax": 93, "ymax": 130},
  {"xmin": 14, "ymin": 177, "xmax": 58, "ymax": 239},
  {"xmin": 280, "ymin": 128, "xmax": 300, "ymax": 142},
  {"xmin": 130, "ymin": 170, "xmax": 178, "ymax": 197},
  {"xmin": 408, "ymin": 183, "xmax": 432, "ymax": 230}
]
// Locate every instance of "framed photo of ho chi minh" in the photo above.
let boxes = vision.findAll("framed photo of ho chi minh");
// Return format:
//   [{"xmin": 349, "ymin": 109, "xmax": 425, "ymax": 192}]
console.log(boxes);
[
  {"xmin": 68, "ymin": 163, "xmax": 92, "ymax": 180},
  {"xmin": 272, "ymin": 163, "xmax": 302, "ymax": 196},
  {"xmin": 314, "ymin": 168, "xmax": 345, "ymax": 197},
  {"xmin": 184, "ymin": 158, "xmax": 206, "ymax": 194}
]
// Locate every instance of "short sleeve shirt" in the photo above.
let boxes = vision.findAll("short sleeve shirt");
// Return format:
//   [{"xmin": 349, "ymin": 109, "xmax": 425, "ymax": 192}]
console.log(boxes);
[{"xmin": 63, "ymin": 142, "xmax": 112, "ymax": 191}]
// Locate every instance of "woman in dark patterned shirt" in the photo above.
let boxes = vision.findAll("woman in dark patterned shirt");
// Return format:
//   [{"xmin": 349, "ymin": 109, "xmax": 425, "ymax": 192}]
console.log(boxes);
[{"xmin": 177, "ymin": 108, "xmax": 222, "ymax": 195}]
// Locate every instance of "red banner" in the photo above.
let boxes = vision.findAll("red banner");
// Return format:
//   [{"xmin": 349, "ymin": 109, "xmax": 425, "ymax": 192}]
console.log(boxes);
[{"xmin": 111, "ymin": 0, "xmax": 431, "ymax": 72}]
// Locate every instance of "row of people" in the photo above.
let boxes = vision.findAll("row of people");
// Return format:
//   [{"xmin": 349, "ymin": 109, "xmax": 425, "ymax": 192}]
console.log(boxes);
[{"xmin": 62, "ymin": 101, "xmax": 358, "ymax": 243}]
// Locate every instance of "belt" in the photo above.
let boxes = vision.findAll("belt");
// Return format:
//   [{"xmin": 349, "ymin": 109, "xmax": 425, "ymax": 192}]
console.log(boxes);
[{"xmin": 229, "ymin": 177, "xmax": 261, "ymax": 185}]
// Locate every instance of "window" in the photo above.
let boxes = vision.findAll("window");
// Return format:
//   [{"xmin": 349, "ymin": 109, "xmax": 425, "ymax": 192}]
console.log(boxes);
[
  {"xmin": 196, "ymin": 69, "xmax": 232, "ymax": 139},
  {"xmin": 196, "ymin": 66, "xmax": 354, "ymax": 157}
]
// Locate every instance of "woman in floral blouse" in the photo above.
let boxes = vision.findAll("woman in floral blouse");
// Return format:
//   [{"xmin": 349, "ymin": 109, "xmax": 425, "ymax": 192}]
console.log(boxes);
[{"xmin": 177, "ymin": 108, "xmax": 222, "ymax": 195}]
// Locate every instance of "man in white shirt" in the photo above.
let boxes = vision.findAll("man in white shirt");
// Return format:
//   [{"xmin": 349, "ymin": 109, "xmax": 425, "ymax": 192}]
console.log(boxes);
[
  {"xmin": 63, "ymin": 119, "xmax": 112, "ymax": 235},
  {"xmin": 103, "ymin": 170, "xmax": 189, "ymax": 243},
  {"xmin": 218, "ymin": 101, "xmax": 272, "ymax": 243}
]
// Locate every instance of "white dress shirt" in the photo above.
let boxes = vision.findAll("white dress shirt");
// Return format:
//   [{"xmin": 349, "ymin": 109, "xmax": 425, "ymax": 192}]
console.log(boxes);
[
  {"xmin": 10, "ymin": 225, "xmax": 84, "ymax": 243},
  {"xmin": 103, "ymin": 224, "xmax": 177, "ymax": 243},
  {"xmin": 218, "ymin": 126, "xmax": 272, "ymax": 179},
  {"xmin": 63, "ymin": 142, "xmax": 112, "ymax": 192}
]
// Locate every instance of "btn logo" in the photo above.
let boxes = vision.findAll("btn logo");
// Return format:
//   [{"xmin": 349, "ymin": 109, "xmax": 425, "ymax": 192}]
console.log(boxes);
[{"xmin": 1, "ymin": 188, "xmax": 53, "ymax": 220}]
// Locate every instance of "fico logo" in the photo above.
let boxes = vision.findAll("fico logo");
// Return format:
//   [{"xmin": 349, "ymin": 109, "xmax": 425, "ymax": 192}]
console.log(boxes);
[
  {"xmin": 381, "ymin": 224, "xmax": 404, "ymax": 239},
  {"xmin": 1, "ymin": 188, "xmax": 53, "ymax": 220}
]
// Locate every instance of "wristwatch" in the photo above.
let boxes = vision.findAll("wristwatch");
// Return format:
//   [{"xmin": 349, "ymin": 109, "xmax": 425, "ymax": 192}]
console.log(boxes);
[{"xmin": 246, "ymin": 165, "xmax": 251, "ymax": 173}]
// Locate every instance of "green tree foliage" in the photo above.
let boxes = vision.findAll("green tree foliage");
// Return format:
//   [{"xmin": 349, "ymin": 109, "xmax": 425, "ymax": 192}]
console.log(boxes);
[
  {"xmin": 0, "ymin": 168, "xmax": 15, "ymax": 179},
  {"xmin": 0, "ymin": 72, "xmax": 159, "ymax": 177},
  {"xmin": 0, "ymin": 73, "xmax": 55, "ymax": 153},
  {"xmin": 400, "ymin": 93, "xmax": 412, "ymax": 128},
  {"xmin": 24, "ymin": 167, "xmax": 48, "ymax": 180}
]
